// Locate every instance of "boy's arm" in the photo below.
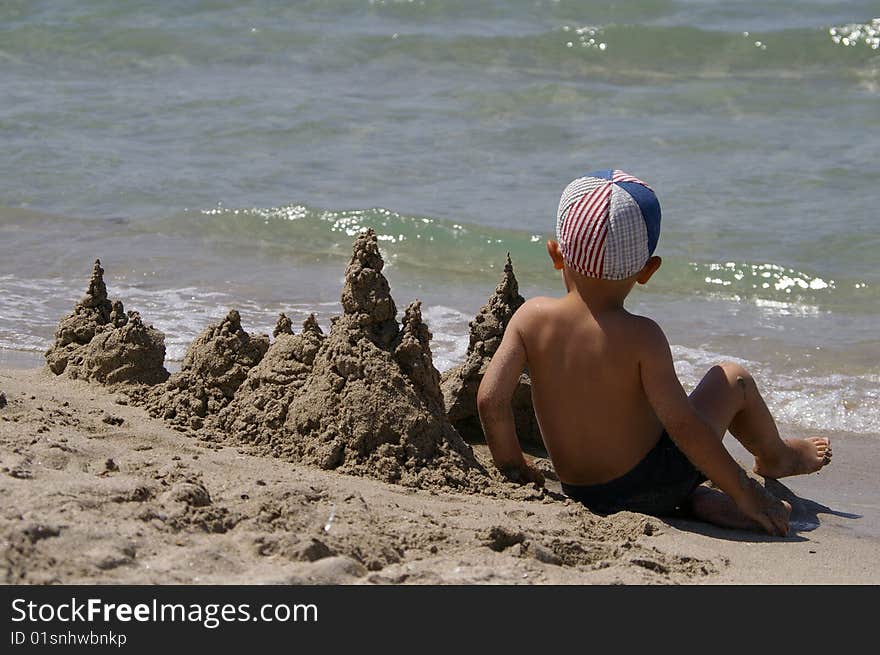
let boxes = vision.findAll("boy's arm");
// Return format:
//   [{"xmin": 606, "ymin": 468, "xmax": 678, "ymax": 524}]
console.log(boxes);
[
  {"xmin": 477, "ymin": 311, "xmax": 544, "ymax": 486},
  {"xmin": 637, "ymin": 319, "xmax": 788, "ymax": 536}
]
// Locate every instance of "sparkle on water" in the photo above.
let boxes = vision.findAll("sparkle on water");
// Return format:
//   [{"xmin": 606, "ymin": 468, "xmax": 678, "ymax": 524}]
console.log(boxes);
[
  {"xmin": 562, "ymin": 24, "xmax": 608, "ymax": 51},
  {"xmin": 830, "ymin": 18, "xmax": 880, "ymax": 50},
  {"xmin": 693, "ymin": 261, "xmax": 836, "ymax": 294}
]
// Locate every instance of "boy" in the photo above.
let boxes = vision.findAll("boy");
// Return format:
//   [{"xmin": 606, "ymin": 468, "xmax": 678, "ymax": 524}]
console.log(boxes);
[{"xmin": 477, "ymin": 170, "xmax": 832, "ymax": 536}]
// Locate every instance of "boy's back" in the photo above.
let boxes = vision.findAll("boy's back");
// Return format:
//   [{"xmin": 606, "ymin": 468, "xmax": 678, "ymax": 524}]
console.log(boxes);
[{"xmin": 514, "ymin": 293, "xmax": 663, "ymax": 486}]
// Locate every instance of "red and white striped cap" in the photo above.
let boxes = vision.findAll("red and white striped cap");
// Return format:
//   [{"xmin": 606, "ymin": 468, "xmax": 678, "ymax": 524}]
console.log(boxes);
[{"xmin": 556, "ymin": 169, "xmax": 661, "ymax": 280}]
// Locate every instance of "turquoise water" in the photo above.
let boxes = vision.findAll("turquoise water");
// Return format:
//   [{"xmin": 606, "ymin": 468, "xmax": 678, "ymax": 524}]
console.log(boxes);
[{"xmin": 1, "ymin": 1, "xmax": 878, "ymax": 435}]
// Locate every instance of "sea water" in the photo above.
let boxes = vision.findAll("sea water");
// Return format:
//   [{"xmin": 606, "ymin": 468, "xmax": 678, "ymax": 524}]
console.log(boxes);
[{"xmin": 1, "ymin": 1, "xmax": 877, "ymax": 436}]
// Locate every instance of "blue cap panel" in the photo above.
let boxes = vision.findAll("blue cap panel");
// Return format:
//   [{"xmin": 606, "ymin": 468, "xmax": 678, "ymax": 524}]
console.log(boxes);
[{"xmin": 616, "ymin": 180, "xmax": 661, "ymax": 255}]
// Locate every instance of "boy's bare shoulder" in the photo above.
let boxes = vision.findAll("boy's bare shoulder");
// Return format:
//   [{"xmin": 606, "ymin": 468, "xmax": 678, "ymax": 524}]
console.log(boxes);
[
  {"xmin": 623, "ymin": 312, "xmax": 670, "ymax": 353},
  {"xmin": 512, "ymin": 296, "xmax": 563, "ymax": 322},
  {"xmin": 623, "ymin": 311, "xmax": 663, "ymax": 331},
  {"xmin": 505, "ymin": 296, "xmax": 563, "ymax": 337},
  {"xmin": 519, "ymin": 295, "xmax": 564, "ymax": 312}
]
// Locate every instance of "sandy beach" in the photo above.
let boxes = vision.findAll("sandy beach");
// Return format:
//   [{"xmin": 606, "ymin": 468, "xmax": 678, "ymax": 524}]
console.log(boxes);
[{"xmin": 2, "ymin": 363, "xmax": 877, "ymax": 585}]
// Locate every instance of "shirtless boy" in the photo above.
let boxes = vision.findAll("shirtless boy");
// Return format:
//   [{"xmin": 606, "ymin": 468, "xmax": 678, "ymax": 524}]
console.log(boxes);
[{"xmin": 477, "ymin": 170, "xmax": 832, "ymax": 536}]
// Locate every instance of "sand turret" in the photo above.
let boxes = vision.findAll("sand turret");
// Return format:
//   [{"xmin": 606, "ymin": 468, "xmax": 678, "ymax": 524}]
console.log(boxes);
[
  {"xmin": 273, "ymin": 313, "xmax": 294, "ymax": 338},
  {"xmin": 45, "ymin": 260, "xmax": 168, "ymax": 385},
  {"xmin": 394, "ymin": 300, "xmax": 444, "ymax": 412},
  {"xmin": 146, "ymin": 310, "xmax": 269, "ymax": 430},
  {"xmin": 340, "ymin": 229, "xmax": 399, "ymax": 347},
  {"xmin": 218, "ymin": 314, "xmax": 325, "ymax": 443},
  {"xmin": 440, "ymin": 255, "xmax": 541, "ymax": 446}
]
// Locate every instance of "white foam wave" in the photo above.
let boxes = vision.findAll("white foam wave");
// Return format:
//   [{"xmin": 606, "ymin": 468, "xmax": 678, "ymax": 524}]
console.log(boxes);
[
  {"xmin": 420, "ymin": 305, "xmax": 471, "ymax": 373},
  {"xmin": 672, "ymin": 346, "xmax": 880, "ymax": 435}
]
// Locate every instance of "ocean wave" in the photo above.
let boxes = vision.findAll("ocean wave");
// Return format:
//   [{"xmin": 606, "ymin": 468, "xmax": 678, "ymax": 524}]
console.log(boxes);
[
  {"xmin": 672, "ymin": 345, "xmax": 880, "ymax": 435},
  {"xmin": 181, "ymin": 203, "xmax": 875, "ymax": 312},
  {"xmin": 380, "ymin": 22, "xmax": 880, "ymax": 82},
  {"xmin": 1, "ymin": 9, "xmax": 877, "ymax": 81},
  {"xmin": 1, "ymin": 202, "xmax": 874, "ymax": 314}
]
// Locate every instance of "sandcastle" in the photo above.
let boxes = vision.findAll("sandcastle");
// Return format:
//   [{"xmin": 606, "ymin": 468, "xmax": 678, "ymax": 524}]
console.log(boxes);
[
  {"xmin": 145, "ymin": 310, "xmax": 269, "ymax": 431},
  {"xmin": 45, "ymin": 232, "xmax": 500, "ymax": 491},
  {"xmin": 440, "ymin": 255, "xmax": 542, "ymax": 448},
  {"xmin": 45, "ymin": 260, "xmax": 168, "ymax": 386},
  {"xmin": 222, "ymin": 229, "xmax": 486, "ymax": 490}
]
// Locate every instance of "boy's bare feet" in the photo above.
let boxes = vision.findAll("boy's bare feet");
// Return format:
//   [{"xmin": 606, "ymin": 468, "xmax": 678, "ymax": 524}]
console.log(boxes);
[
  {"xmin": 690, "ymin": 485, "xmax": 793, "ymax": 536},
  {"xmin": 753, "ymin": 437, "xmax": 832, "ymax": 479}
]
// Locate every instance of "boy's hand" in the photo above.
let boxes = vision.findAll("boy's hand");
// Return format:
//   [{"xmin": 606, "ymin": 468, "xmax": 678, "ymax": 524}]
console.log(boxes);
[
  {"xmin": 734, "ymin": 475, "xmax": 791, "ymax": 537},
  {"xmin": 499, "ymin": 461, "xmax": 546, "ymax": 488}
]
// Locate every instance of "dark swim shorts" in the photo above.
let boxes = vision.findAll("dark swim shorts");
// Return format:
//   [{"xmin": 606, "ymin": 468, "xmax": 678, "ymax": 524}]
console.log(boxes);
[{"xmin": 561, "ymin": 432, "xmax": 707, "ymax": 516}]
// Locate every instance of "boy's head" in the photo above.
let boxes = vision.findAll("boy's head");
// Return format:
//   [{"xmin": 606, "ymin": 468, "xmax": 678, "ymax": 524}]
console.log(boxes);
[{"xmin": 552, "ymin": 169, "xmax": 661, "ymax": 281}]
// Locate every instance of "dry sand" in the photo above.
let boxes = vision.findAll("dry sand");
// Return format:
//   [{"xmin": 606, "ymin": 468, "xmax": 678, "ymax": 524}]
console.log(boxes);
[{"xmin": 1, "ymin": 366, "xmax": 877, "ymax": 584}]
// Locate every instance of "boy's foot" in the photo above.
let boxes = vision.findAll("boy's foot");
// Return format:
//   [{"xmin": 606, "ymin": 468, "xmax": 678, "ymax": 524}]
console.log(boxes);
[
  {"xmin": 753, "ymin": 437, "xmax": 832, "ymax": 479},
  {"xmin": 690, "ymin": 486, "xmax": 793, "ymax": 535}
]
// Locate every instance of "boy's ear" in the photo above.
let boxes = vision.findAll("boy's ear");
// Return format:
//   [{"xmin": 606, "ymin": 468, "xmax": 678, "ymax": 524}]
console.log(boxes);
[
  {"xmin": 636, "ymin": 256, "xmax": 662, "ymax": 284},
  {"xmin": 546, "ymin": 239, "xmax": 565, "ymax": 270}
]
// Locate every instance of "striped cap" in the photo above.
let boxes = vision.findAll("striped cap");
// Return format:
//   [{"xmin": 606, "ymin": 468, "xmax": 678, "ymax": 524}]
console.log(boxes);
[{"xmin": 556, "ymin": 169, "xmax": 661, "ymax": 280}]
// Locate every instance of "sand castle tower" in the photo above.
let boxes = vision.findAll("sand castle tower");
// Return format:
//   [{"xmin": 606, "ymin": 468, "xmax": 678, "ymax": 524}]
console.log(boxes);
[
  {"xmin": 217, "ymin": 313, "xmax": 325, "ymax": 443},
  {"xmin": 45, "ymin": 260, "xmax": 168, "ymax": 386},
  {"xmin": 146, "ymin": 310, "xmax": 269, "ymax": 430},
  {"xmin": 225, "ymin": 229, "xmax": 486, "ymax": 489},
  {"xmin": 440, "ymin": 255, "xmax": 542, "ymax": 447}
]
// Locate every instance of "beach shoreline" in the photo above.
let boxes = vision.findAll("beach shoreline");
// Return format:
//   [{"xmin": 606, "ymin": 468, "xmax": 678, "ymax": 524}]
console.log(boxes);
[{"xmin": 2, "ymin": 365, "xmax": 876, "ymax": 585}]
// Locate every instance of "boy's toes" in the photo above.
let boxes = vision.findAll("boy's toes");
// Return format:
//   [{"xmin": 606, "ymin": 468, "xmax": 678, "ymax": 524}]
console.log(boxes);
[
  {"xmin": 807, "ymin": 437, "xmax": 832, "ymax": 470},
  {"xmin": 822, "ymin": 442, "xmax": 832, "ymax": 465}
]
